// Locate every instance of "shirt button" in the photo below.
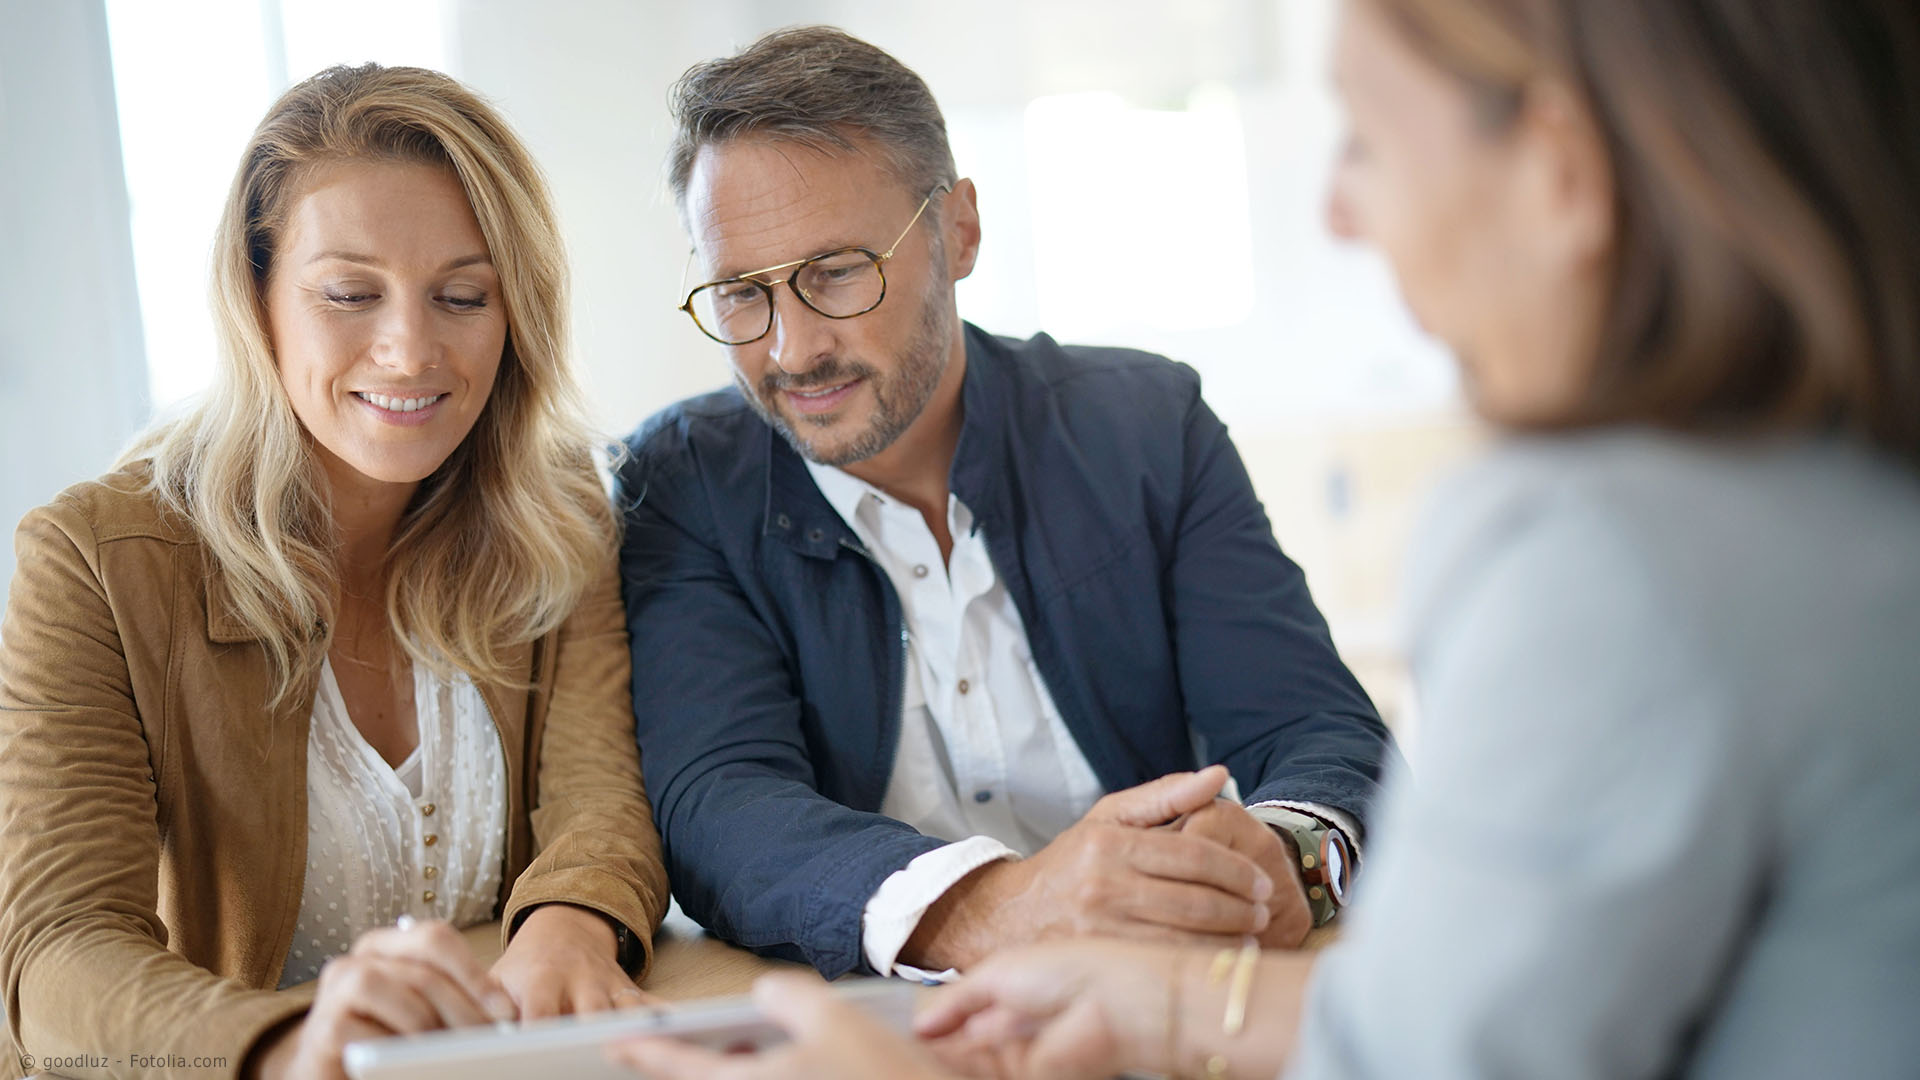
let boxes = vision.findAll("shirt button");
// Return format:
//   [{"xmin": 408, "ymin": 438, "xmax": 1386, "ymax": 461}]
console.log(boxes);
[
  {"xmin": 423, "ymin": 866, "xmax": 438, "ymax": 880},
  {"xmin": 422, "ymin": 889, "xmax": 437, "ymax": 903},
  {"xmin": 957, "ymin": 679, "xmax": 971, "ymax": 694},
  {"xmin": 913, "ymin": 564, "xmax": 929, "ymax": 578},
  {"xmin": 973, "ymin": 789, "xmax": 992, "ymax": 803},
  {"xmin": 424, "ymin": 834, "xmax": 438, "ymax": 847},
  {"xmin": 420, "ymin": 803, "xmax": 436, "ymax": 817}
]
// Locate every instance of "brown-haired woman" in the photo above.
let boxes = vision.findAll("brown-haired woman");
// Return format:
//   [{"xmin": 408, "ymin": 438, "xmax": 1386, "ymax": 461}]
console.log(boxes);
[
  {"xmin": 608, "ymin": 1, "xmax": 1920, "ymax": 1078},
  {"xmin": 0, "ymin": 65, "xmax": 668, "ymax": 1080}
]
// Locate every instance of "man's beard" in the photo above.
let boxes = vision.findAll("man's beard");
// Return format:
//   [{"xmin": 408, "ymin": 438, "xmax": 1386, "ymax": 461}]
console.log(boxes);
[{"xmin": 735, "ymin": 280, "xmax": 953, "ymax": 467}]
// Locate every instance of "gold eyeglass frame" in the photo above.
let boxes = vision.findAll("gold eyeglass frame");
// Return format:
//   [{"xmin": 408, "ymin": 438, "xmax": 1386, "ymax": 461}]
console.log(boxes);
[{"xmin": 676, "ymin": 181, "xmax": 953, "ymax": 346}]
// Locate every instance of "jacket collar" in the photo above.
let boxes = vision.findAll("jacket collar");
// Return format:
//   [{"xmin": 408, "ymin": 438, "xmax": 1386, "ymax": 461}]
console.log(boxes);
[
  {"xmin": 204, "ymin": 554, "xmax": 281, "ymax": 644},
  {"xmin": 762, "ymin": 322, "xmax": 1014, "ymax": 559}
]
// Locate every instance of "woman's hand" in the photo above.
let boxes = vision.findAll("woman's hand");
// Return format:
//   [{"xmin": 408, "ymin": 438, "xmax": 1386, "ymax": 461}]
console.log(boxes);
[
  {"xmin": 607, "ymin": 973, "xmax": 956, "ymax": 1080},
  {"xmin": 915, "ymin": 939, "xmax": 1181, "ymax": 1080},
  {"xmin": 921, "ymin": 938, "xmax": 1315, "ymax": 1080},
  {"xmin": 491, "ymin": 903, "xmax": 662, "ymax": 1018},
  {"xmin": 250, "ymin": 918, "xmax": 516, "ymax": 1080}
]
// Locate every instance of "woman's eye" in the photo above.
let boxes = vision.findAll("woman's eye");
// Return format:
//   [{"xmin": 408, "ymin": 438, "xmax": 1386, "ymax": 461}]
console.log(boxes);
[
  {"xmin": 324, "ymin": 291, "xmax": 376, "ymax": 305},
  {"xmin": 441, "ymin": 294, "xmax": 489, "ymax": 309}
]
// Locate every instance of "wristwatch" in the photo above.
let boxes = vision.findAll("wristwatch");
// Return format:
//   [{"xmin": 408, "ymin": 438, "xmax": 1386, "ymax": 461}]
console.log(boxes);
[
  {"xmin": 1248, "ymin": 807, "xmax": 1354, "ymax": 927},
  {"xmin": 607, "ymin": 915, "xmax": 646, "ymax": 975}
]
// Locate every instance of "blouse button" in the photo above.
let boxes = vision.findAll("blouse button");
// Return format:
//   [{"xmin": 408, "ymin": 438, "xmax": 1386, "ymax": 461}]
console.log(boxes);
[
  {"xmin": 912, "ymin": 564, "xmax": 929, "ymax": 578},
  {"xmin": 423, "ymin": 866, "xmax": 439, "ymax": 880},
  {"xmin": 423, "ymin": 889, "xmax": 437, "ymax": 903},
  {"xmin": 957, "ymin": 679, "xmax": 971, "ymax": 694},
  {"xmin": 421, "ymin": 803, "xmax": 436, "ymax": 817},
  {"xmin": 424, "ymin": 834, "xmax": 439, "ymax": 847}
]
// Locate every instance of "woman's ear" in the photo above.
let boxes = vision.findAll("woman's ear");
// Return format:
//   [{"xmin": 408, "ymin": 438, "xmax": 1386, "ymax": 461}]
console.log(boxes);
[{"xmin": 1512, "ymin": 80, "xmax": 1616, "ymax": 271}]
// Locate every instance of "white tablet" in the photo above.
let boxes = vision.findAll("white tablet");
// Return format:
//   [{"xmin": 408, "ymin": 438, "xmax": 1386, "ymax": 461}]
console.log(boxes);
[{"xmin": 342, "ymin": 978, "xmax": 918, "ymax": 1080}]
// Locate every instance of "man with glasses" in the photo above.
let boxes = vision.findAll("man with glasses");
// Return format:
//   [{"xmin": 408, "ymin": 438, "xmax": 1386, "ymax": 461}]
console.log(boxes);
[{"xmin": 618, "ymin": 26, "xmax": 1397, "ymax": 980}]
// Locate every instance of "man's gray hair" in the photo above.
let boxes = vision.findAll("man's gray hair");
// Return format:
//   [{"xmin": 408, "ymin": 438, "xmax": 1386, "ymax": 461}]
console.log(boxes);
[{"xmin": 666, "ymin": 26, "xmax": 958, "ymax": 213}]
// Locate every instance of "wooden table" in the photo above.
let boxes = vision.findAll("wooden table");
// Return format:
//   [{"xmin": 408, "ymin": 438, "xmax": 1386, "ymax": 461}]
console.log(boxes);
[
  {"xmin": 466, "ymin": 906, "xmax": 1339, "ymax": 1001},
  {"xmin": 463, "ymin": 903, "xmax": 815, "ymax": 1000}
]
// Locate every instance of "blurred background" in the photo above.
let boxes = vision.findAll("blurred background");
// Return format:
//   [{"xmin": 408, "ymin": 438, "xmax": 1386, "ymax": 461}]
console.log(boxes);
[{"xmin": 2, "ymin": 0, "xmax": 1485, "ymax": 743}]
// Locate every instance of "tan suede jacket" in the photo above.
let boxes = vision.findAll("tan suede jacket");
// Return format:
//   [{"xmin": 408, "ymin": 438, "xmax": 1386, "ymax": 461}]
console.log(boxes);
[{"xmin": 0, "ymin": 464, "xmax": 670, "ymax": 1080}]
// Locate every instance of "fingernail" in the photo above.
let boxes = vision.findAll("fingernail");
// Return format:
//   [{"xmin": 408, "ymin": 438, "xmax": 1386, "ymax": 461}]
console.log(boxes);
[
  {"xmin": 1252, "ymin": 905, "xmax": 1271, "ymax": 931},
  {"xmin": 1252, "ymin": 873, "xmax": 1274, "ymax": 901},
  {"xmin": 486, "ymin": 991, "xmax": 517, "ymax": 1022}
]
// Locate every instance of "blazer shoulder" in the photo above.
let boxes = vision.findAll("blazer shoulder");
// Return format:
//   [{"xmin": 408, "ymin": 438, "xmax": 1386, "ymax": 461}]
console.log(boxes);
[
  {"xmin": 980, "ymin": 328, "xmax": 1205, "ymax": 434},
  {"xmin": 994, "ymin": 328, "xmax": 1199, "ymax": 391},
  {"xmin": 619, "ymin": 387, "xmax": 757, "ymax": 468}
]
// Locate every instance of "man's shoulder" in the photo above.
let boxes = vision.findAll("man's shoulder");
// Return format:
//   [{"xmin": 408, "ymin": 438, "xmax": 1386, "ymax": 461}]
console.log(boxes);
[
  {"xmin": 620, "ymin": 385, "xmax": 758, "ymax": 463},
  {"xmin": 973, "ymin": 327, "xmax": 1204, "ymax": 431},
  {"xmin": 982, "ymin": 326, "xmax": 1200, "ymax": 395}
]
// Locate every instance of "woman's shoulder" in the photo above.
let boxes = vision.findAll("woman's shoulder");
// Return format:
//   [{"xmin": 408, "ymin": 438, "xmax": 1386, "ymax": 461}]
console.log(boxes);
[
  {"xmin": 24, "ymin": 459, "xmax": 199, "ymax": 551},
  {"xmin": 1416, "ymin": 430, "xmax": 1920, "ymax": 579},
  {"xmin": 1407, "ymin": 428, "xmax": 1920, "ymax": 702}
]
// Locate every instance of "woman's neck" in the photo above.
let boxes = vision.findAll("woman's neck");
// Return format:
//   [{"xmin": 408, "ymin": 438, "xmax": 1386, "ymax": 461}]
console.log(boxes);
[{"xmin": 318, "ymin": 451, "xmax": 419, "ymax": 589}]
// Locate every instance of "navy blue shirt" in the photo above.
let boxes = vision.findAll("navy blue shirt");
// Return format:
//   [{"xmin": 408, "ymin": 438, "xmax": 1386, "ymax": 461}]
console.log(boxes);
[{"xmin": 616, "ymin": 323, "xmax": 1398, "ymax": 976}]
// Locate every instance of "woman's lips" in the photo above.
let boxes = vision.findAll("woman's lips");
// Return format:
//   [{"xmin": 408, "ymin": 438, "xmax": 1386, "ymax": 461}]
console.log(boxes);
[{"xmin": 353, "ymin": 391, "xmax": 448, "ymax": 427}]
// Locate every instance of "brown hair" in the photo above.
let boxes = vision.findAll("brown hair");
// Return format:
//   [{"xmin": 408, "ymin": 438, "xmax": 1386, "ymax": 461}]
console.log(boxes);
[
  {"xmin": 1372, "ymin": 0, "xmax": 1920, "ymax": 464},
  {"xmin": 665, "ymin": 25, "xmax": 957, "ymax": 214},
  {"xmin": 127, "ymin": 63, "xmax": 614, "ymax": 706}
]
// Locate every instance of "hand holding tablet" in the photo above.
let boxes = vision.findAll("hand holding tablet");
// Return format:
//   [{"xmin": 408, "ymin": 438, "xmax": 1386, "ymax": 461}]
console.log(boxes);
[{"xmin": 343, "ymin": 976, "xmax": 920, "ymax": 1080}]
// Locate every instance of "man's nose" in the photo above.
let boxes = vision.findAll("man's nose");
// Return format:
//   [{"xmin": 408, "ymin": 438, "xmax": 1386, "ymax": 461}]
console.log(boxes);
[{"xmin": 765, "ymin": 285, "xmax": 836, "ymax": 376}]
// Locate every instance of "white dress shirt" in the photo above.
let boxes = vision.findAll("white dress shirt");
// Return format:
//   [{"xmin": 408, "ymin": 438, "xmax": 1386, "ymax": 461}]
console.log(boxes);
[
  {"xmin": 808, "ymin": 462, "xmax": 1358, "ymax": 979},
  {"xmin": 278, "ymin": 657, "xmax": 506, "ymax": 987}
]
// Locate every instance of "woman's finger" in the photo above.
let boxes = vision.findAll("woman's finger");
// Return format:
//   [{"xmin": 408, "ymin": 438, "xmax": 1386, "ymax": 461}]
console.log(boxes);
[
  {"xmin": 317, "ymin": 957, "xmax": 444, "ymax": 1036},
  {"xmin": 607, "ymin": 1036, "xmax": 754, "ymax": 1080},
  {"xmin": 354, "ymin": 919, "xmax": 510, "ymax": 1015}
]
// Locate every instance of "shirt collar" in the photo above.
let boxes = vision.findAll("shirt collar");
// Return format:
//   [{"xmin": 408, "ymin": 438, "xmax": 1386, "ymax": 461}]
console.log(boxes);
[{"xmin": 804, "ymin": 458, "xmax": 883, "ymax": 531}]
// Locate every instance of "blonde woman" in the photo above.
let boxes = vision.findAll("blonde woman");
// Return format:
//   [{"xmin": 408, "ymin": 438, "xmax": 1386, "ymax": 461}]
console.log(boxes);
[{"xmin": 0, "ymin": 65, "xmax": 668, "ymax": 1080}]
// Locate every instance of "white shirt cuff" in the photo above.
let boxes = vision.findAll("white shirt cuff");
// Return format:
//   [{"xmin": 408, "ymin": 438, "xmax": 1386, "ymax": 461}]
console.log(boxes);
[
  {"xmin": 1250, "ymin": 799, "xmax": 1365, "ymax": 868},
  {"xmin": 861, "ymin": 835, "xmax": 1017, "ymax": 979}
]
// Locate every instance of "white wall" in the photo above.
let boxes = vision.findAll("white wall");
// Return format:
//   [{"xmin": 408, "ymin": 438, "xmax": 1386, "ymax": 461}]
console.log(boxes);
[
  {"xmin": 445, "ymin": 0, "xmax": 1455, "ymax": 441},
  {"xmin": 0, "ymin": 0, "xmax": 149, "ymax": 607}
]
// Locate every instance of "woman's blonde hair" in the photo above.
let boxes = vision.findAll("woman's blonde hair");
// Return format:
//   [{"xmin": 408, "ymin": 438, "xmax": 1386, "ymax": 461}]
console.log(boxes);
[{"xmin": 124, "ymin": 63, "xmax": 614, "ymax": 706}]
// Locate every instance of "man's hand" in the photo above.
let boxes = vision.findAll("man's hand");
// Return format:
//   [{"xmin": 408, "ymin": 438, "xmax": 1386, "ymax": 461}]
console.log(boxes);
[
  {"xmin": 899, "ymin": 766, "xmax": 1275, "ymax": 971},
  {"xmin": 492, "ymin": 904, "xmax": 662, "ymax": 1019},
  {"xmin": 1177, "ymin": 800, "xmax": 1312, "ymax": 947}
]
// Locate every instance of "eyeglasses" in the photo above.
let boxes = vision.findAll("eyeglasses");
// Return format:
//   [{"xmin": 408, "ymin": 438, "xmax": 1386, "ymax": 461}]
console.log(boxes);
[{"xmin": 677, "ymin": 182, "xmax": 952, "ymax": 346}]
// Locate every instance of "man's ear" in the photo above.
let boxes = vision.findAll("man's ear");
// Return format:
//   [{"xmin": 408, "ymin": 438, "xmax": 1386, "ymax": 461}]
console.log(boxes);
[{"xmin": 943, "ymin": 177, "xmax": 983, "ymax": 282}]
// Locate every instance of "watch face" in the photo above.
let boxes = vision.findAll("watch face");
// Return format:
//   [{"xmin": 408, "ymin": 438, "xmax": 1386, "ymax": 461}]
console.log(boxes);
[{"xmin": 1322, "ymin": 831, "xmax": 1352, "ymax": 905}]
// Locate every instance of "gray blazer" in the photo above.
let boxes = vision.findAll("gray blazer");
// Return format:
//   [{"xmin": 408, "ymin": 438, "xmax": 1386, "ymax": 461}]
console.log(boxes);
[{"xmin": 1289, "ymin": 432, "xmax": 1920, "ymax": 1079}]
